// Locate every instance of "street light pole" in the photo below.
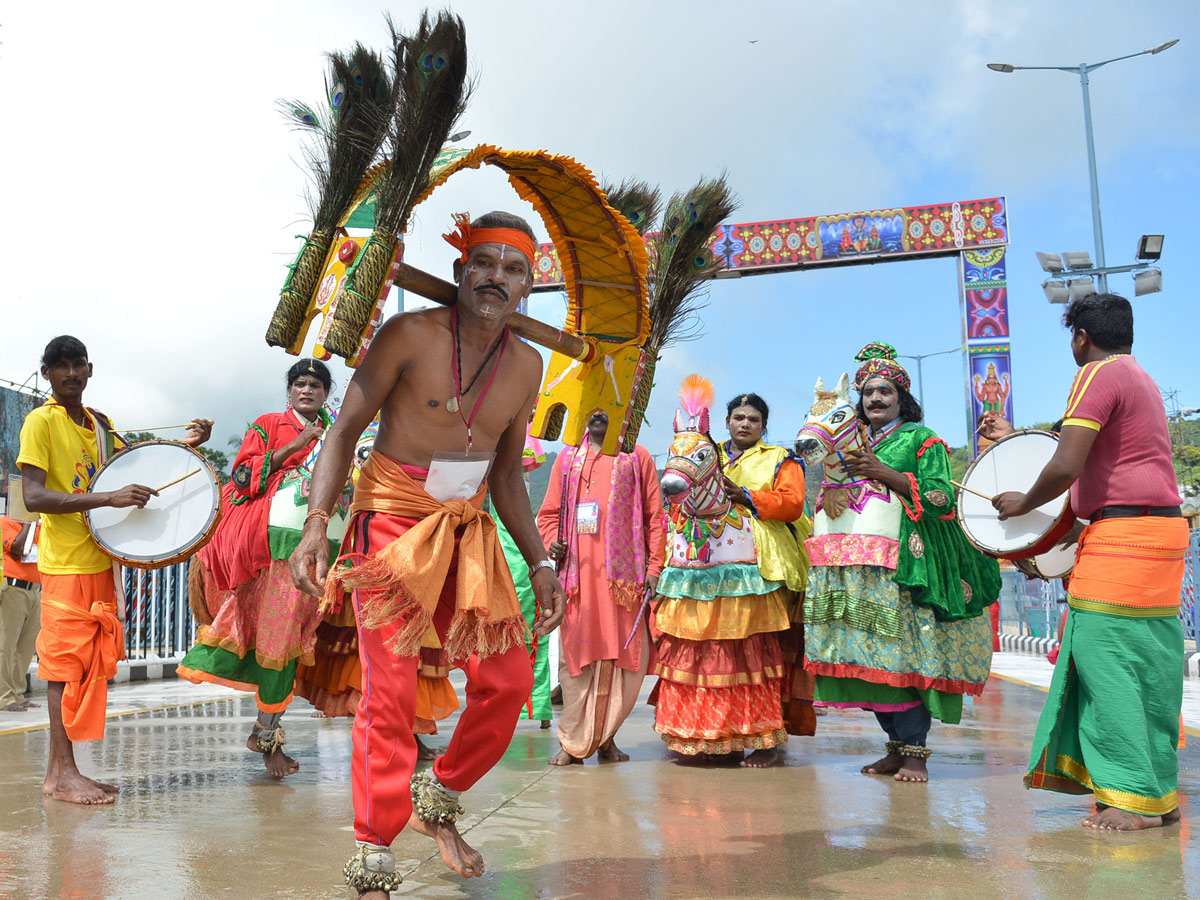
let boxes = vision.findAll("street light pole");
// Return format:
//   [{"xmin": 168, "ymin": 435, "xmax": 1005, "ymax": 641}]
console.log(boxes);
[
  {"xmin": 988, "ymin": 40, "xmax": 1178, "ymax": 295},
  {"xmin": 899, "ymin": 347, "xmax": 960, "ymax": 411},
  {"xmin": 1078, "ymin": 63, "xmax": 1107, "ymax": 291}
]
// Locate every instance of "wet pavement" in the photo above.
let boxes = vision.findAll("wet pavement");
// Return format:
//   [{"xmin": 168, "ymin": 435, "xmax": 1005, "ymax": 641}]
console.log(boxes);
[{"xmin": 0, "ymin": 656, "xmax": 1197, "ymax": 900}]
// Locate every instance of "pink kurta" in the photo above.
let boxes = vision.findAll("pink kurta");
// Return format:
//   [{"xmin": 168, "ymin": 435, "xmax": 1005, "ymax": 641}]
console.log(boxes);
[{"xmin": 537, "ymin": 444, "xmax": 666, "ymax": 676}]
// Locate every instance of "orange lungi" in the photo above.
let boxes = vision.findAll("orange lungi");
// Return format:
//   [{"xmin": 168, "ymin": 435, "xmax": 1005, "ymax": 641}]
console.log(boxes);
[{"xmin": 37, "ymin": 572, "xmax": 124, "ymax": 742}]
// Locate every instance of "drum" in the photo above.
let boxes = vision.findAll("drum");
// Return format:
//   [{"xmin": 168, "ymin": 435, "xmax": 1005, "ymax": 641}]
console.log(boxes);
[
  {"xmin": 957, "ymin": 429, "xmax": 1076, "ymax": 560},
  {"xmin": 86, "ymin": 440, "xmax": 222, "ymax": 569},
  {"xmin": 1012, "ymin": 539, "xmax": 1078, "ymax": 580}
]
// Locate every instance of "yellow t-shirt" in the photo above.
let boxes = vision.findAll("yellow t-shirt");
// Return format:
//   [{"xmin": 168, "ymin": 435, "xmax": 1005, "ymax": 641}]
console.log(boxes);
[{"xmin": 16, "ymin": 404, "xmax": 119, "ymax": 575}]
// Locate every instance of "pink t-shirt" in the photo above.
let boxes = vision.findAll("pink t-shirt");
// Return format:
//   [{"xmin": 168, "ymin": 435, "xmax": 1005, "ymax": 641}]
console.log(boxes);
[{"xmin": 1061, "ymin": 354, "xmax": 1180, "ymax": 519}]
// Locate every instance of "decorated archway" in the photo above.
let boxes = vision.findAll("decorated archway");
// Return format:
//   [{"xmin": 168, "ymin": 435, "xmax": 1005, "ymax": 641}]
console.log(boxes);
[{"xmin": 530, "ymin": 196, "xmax": 1011, "ymax": 456}]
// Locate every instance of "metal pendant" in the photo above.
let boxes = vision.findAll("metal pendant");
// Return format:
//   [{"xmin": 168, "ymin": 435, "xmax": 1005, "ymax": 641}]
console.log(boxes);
[{"xmin": 446, "ymin": 396, "xmax": 460, "ymax": 413}]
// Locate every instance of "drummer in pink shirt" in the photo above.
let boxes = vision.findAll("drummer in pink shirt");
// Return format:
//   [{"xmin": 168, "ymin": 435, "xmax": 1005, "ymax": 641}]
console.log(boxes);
[{"xmin": 986, "ymin": 293, "xmax": 1187, "ymax": 832}]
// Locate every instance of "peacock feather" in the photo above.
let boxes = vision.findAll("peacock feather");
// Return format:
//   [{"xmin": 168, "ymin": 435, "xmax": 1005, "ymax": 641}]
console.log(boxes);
[
  {"xmin": 372, "ymin": 10, "xmax": 472, "ymax": 235},
  {"xmin": 599, "ymin": 178, "xmax": 662, "ymax": 237},
  {"xmin": 280, "ymin": 43, "xmax": 393, "ymax": 232},
  {"xmin": 648, "ymin": 174, "xmax": 738, "ymax": 349}
]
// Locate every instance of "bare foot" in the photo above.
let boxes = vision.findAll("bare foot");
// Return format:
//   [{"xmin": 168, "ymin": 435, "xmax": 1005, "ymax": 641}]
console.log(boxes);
[
  {"xmin": 548, "ymin": 748, "xmax": 583, "ymax": 766},
  {"xmin": 310, "ymin": 710, "xmax": 327, "ymax": 718},
  {"xmin": 356, "ymin": 892, "xmax": 387, "ymax": 900},
  {"xmin": 861, "ymin": 752, "xmax": 904, "ymax": 776},
  {"xmin": 598, "ymin": 740, "xmax": 629, "ymax": 762},
  {"xmin": 894, "ymin": 757, "xmax": 928, "ymax": 782},
  {"xmin": 407, "ymin": 812, "xmax": 485, "ymax": 878},
  {"xmin": 246, "ymin": 735, "xmax": 299, "ymax": 777},
  {"xmin": 741, "ymin": 748, "xmax": 778, "ymax": 768},
  {"xmin": 48, "ymin": 771, "xmax": 116, "ymax": 805},
  {"xmin": 23, "ymin": 701, "xmax": 41, "ymax": 708},
  {"xmin": 3, "ymin": 702, "xmax": 28, "ymax": 711},
  {"xmin": 1083, "ymin": 806, "xmax": 1169, "ymax": 830},
  {"xmin": 415, "ymin": 736, "xmax": 438, "ymax": 761},
  {"xmin": 83, "ymin": 775, "xmax": 120, "ymax": 794},
  {"xmin": 540, "ymin": 719, "xmax": 551, "ymax": 729}
]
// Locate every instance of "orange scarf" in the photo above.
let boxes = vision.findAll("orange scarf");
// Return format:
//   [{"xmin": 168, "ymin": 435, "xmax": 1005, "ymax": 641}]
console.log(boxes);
[
  {"xmin": 1067, "ymin": 516, "xmax": 1189, "ymax": 616},
  {"xmin": 324, "ymin": 451, "xmax": 529, "ymax": 660}
]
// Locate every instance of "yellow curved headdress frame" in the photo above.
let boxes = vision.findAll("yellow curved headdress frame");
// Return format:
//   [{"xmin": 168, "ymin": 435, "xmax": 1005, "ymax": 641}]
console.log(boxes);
[{"xmin": 328, "ymin": 144, "xmax": 652, "ymax": 455}]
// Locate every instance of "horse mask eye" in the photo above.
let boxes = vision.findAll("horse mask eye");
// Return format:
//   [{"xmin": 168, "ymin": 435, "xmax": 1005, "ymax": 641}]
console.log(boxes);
[{"xmin": 830, "ymin": 411, "xmax": 846, "ymax": 424}]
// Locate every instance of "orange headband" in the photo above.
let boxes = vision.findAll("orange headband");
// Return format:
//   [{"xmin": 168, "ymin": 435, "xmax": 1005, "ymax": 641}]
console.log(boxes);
[{"xmin": 442, "ymin": 212, "xmax": 538, "ymax": 267}]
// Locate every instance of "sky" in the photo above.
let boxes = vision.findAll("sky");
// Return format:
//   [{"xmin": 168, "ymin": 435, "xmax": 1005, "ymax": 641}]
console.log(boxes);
[{"xmin": 1, "ymin": 0, "xmax": 1197, "ymax": 464}]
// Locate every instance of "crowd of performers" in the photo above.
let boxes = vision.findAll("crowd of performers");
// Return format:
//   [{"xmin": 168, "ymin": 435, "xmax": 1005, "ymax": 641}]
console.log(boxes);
[{"xmin": 8, "ymin": 210, "xmax": 1188, "ymax": 896}]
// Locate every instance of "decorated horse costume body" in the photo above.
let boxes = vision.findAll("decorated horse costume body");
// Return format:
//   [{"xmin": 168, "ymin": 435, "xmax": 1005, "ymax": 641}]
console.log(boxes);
[
  {"xmin": 651, "ymin": 379, "xmax": 792, "ymax": 756},
  {"xmin": 794, "ymin": 373, "xmax": 1000, "ymax": 732}
]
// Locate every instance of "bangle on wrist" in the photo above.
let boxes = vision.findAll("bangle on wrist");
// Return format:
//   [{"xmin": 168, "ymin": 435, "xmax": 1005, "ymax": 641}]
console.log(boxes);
[{"xmin": 529, "ymin": 559, "xmax": 556, "ymax": 579}]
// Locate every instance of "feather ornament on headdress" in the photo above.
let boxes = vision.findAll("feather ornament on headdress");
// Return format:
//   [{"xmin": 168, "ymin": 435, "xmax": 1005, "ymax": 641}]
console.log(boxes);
[
  {"xmin": 677, "ymin": 374, "xmax": 715, "ymax": 419},
  {"xmin": 853, "ymin": 340, "xmax": 911, "ymax": 392}
]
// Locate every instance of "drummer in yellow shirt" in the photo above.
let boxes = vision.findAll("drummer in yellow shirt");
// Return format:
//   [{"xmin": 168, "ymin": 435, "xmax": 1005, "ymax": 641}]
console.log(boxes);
[{"xmin": 17, "ymin": 335, "xmax": 211, "ymax": 805}]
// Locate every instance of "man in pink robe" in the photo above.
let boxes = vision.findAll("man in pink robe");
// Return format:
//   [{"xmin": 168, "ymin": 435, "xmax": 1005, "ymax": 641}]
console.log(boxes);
[{"xmin": 538, "ymin": 410, "xmax": 666, "ymax": 764}]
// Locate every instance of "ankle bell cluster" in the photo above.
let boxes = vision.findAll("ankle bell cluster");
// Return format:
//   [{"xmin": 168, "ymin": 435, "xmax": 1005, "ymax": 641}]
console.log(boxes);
[
  {"xmin": 899, "ymin": 744, "xmax": 932, "ymax": 759},
  {"xmin": 410, "ymin": 769, "xmax": 464, "ymax": 824},
  {"xmin": 885, "ymin": 739, "xmax": 903, "ymax": 755},
  {"xmin": 253, "ymin": 726, "xmax": 286, "ymax": 755},
  {"xmin": 343, "ymin": 842, "xmax": 403, "ymax": 894}
]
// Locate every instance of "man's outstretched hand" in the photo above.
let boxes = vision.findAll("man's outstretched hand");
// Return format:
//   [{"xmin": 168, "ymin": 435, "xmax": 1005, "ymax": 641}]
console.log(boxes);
[{"xmin": 289, "ymin": 523, "xmax": 331, "ymax": 597}]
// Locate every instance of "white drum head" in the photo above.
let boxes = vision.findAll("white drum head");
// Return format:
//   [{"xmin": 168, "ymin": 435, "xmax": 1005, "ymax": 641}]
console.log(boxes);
[
  {"xmin": 1032, "ymin": 541, "xmax": 1076, "ymax": 579},
  {"xmin": 87, "ymin": 441, "xmax": 221, "ymax": 567},
  {"xmin": 958, "ymin": 430, "xmax": 1070, "ymax": 556}
]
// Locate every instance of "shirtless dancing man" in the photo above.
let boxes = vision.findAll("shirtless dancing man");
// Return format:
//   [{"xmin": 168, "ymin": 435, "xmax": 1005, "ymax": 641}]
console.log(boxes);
[{"xmin": 291, "ymin": 211, "xmax": 566, "ymax": 897}]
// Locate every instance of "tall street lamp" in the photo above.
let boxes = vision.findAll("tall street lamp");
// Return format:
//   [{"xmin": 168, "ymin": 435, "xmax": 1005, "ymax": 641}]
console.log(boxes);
[
  {"xmin": 987, "ymin": 40, "xmax": 1178, "ymax": 293},
  {"xmin": 899, "ymin": 346, "xmax": 960, "ymax": 411}
]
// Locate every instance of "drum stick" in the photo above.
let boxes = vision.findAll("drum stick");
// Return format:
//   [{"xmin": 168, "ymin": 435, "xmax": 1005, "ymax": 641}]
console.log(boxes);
[
  {"xmin": 952, "ymin": 480, "xmax": 994, "ymax": 503},
  {"xmin": 155, "ymin": 469, "xmax": 201, "ymax": 492},
  {"xmin": 123, "ymin": 423, "xmax": 196, "ymax": 432}
]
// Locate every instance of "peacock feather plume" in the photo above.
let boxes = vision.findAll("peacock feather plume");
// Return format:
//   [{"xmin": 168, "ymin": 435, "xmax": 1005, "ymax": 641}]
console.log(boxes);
[
  {"xmin": 280, "ymin": 43, "xmax": 393, "ymax": 232},
  {"xmin": 373, "ymin": 9, "xmax": 472, "ymax": 234},
  {"xmin": 599, "ymin": 178, "xmax": 662, "ymax": 237},
  {"xmin": 647, "ymin": 174, "xmax": 738, "ymax": 348}
]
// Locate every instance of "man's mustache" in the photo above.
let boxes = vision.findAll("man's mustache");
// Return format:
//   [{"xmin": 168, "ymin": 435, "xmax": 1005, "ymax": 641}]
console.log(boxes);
[
  {"xmin": 868, "ymin": 404, "xmax": 888, "ymax": 410},
  {"xmin": 474, "ymin": 283, "xmax": 509, "ymax": 302}
]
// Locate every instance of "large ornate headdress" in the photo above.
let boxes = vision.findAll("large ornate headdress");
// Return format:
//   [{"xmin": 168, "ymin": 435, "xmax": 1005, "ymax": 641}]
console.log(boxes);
[{"xmin": 853, "ymin": 340, "xmax": 911, "ymax": 392}]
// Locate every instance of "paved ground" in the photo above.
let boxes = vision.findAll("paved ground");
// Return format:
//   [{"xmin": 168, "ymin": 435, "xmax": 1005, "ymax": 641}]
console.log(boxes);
[{"xmin": 1, "ymin": 654, "xmax": 1197, "ymax": 900}]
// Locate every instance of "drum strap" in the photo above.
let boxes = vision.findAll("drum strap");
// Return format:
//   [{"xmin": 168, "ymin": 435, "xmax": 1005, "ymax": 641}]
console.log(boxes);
[{"xmin": 90, "ymin": 412, "xmax": 128, "ymax": 623}]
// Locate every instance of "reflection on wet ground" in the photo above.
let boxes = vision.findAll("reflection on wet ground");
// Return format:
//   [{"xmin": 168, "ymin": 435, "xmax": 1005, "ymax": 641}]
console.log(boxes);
[{"xmin": 0, "ymin": 669, "xmax": 1195, "ymax": 899}]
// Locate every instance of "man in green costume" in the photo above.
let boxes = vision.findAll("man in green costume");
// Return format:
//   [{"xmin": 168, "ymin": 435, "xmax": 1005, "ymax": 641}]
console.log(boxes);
[{"xmin": 801, "ymin": 341, "xmax": 1000, "ymax": 783}]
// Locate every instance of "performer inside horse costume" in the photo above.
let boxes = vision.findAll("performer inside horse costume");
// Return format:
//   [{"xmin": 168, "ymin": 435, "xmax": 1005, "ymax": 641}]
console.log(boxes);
[
  {"xmin": 795, "ymin": 343, "xmax": 1000, "ymax": 782},
  {"xmin": 652, "ymin": 376, "xmax": 794, "ymax": 766}
]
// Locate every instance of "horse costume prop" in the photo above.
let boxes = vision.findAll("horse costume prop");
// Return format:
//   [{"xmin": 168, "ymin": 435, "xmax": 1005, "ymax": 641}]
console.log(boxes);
[
  {"xmin": 262, "ymin": 11, "xmax": 653, "ymax": 455},
  {"xmin": 794, "ymin": 372, "xmax": 903, "ymax": 556},
  {"xmin": 652, "ymin": 376, "xmax": 791, "ymax": 757}
]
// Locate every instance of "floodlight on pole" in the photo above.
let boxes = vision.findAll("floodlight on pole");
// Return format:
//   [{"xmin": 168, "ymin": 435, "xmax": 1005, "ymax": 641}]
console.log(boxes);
[
  {"xmin": 1136, "ymin": 234, "xmax": 1164, "ymax": 261},
  {"xmin": 1133, "ymin": 268, "xmax": 1163, "ymax": 296},
  {"xmin": 1061, "ymin": 250, "xmax": 1093, "ymax": 270},
  {"xmin": 448, "ymin": 129, "xmax": 473, "ymax": 143},
  {"xmin": 1067, "ymin": 277, "xmax": 1095, "ymax": 300},
  {"xmin": 1036, "ymin": 252, "xmax": 1065, "ymax": 273},
  {"xmin": 986, "ymin": 40, "xmax": 1179, "ymax": 293},
  {"xmin": 1042, "ymin": 280, "xmax": 1070, "ymax": 304}
]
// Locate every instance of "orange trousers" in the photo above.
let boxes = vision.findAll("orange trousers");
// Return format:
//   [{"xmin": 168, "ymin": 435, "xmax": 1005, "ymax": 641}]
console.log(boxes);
[
  {"xmin": 37, "ymin": 572, "xmax": 124, "ymax": 742},
  {"xmin": 350, "ymin": 512, "xmax": 533, "ymax": 847}
]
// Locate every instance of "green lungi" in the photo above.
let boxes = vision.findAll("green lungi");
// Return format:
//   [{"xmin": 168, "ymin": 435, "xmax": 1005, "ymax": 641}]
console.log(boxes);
[
  {"xmin": 496, "ymin": 519, "xmax": 552, "ymax": 721},
  {"xmin": 1024, "ymin": 605, "xmax": 1182, "ymax": 816}
]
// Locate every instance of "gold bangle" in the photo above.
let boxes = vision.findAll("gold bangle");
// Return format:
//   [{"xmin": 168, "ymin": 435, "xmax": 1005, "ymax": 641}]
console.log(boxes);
[{"xmin": 305, "ymin": 509, "xmax": 331, "ymax": 526}]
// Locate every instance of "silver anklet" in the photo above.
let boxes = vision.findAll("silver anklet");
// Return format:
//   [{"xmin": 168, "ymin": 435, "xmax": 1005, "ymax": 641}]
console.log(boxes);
[
  {"xmin": 411, "ymin": 769, "xmax": 464, "ymax": 825},
  {"xmin": 899, "ymin": 744, "xmax": 932, "ymax": 759},
  {"xmin": 343, "ymin": 842, "xmax": 403, "ymax": 894}
]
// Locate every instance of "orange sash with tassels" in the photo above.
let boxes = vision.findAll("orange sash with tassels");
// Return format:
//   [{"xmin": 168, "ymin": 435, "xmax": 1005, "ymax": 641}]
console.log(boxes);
[{"xmin": 323, "ymin": 451, "xmax": 530, "ymax": 660}]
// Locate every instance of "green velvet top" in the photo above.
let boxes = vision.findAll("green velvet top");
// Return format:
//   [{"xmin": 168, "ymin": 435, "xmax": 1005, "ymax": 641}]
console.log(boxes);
[{"xmin": 873, "ymin": 421, "xmax": 1000, "ymax": 620}]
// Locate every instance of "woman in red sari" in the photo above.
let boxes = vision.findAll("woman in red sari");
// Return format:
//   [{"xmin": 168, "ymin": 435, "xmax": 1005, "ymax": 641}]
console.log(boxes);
[{"xmin": 179, "ymin": 359, "xmax": 351, "ymax": 776}]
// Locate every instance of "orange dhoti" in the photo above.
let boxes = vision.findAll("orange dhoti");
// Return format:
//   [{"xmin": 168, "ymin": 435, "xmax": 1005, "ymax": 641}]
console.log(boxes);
[{"xmin": 36, "ymin": 572, "xmax": 125, "ymax": 743}]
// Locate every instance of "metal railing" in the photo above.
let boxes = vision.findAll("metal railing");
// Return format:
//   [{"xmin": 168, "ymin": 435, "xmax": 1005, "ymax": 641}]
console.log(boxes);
[
  {"xmin": 123, "ymin": 562, "xmax": 196, "ymax": 661},
  {"xmin": 998, "ymin": 527, "xmax": 1200, "ymax": 645}
]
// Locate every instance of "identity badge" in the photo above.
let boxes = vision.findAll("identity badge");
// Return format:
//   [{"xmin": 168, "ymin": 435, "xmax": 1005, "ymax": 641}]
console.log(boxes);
[{"xmin": 575, "ymin": 501, "xmax": 599, "ymax": 534}]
